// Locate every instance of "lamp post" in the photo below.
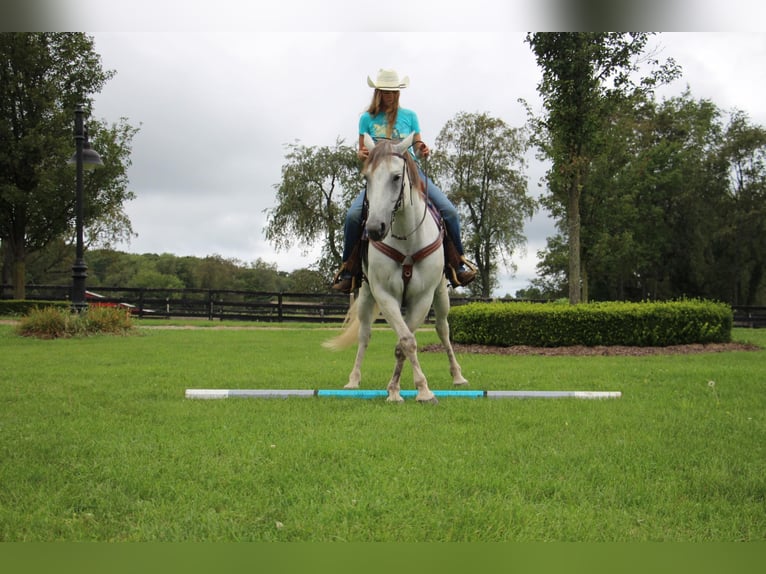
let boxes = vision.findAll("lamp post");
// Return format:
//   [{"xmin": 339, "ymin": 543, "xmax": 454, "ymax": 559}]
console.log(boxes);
[{"xmin": 68, "ymin": 105, "xmax": 103, "ymax": 313}]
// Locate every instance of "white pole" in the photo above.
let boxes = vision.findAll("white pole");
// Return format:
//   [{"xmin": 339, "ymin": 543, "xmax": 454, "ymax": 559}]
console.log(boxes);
[
  {"xmin": 486, "ymin": 390, "xmax": 622, "ymax": 399},
  {"xmin": 185, "ymin": 389, "xmax": 621, "ymax": 400}
]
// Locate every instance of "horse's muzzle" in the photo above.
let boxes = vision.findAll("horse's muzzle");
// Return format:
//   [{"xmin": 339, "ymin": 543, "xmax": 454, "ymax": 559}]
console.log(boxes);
[{"xmin": 366, "ymin": 221, "xmax": 388, "ymax": 241}]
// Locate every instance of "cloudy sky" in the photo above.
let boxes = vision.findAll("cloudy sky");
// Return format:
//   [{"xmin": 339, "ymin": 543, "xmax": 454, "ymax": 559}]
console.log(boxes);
[{"xmin": 46, "ymin": 2, "xmax": 766, "ymax": 296}]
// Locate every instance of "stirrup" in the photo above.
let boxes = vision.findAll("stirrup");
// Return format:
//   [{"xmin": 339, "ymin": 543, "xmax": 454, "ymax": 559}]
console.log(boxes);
[
  {"xmin": 332, "ymin": 276, "xmax": 358, "ymax": 293},
  {"xmin": 446, "ymin": 256, "xmax": 477, "ymax": 288},
  {"xmin": 331, "ymin": 264, "xmax": 360, "ymax": 293}
]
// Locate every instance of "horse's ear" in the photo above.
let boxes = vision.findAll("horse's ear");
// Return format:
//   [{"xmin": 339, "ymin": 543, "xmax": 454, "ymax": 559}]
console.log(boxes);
[
  {"xmin": 395, "ymin": 133, "xmax": 414, "ymax": 155},
  {"xmin": 364, "ymin": 133, "xmax": 376, "ymax": 151}
]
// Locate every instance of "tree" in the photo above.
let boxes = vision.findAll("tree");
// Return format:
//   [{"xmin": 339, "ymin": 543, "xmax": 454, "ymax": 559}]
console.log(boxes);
[
  {"xmin": 264, "ymin": 139, "xmax": 361, "ymax": 281},
  {"xmin": 127, "ymin": 268, "xmax": 185, "ymax": 291},
  {"xmin": 529, "ymin": 87, "xmax": 766, "ymax": 306},
  {"xmin": 717, "ymin": 110, "xmax": 766, "ymax": 305},
  {"xmin": 580, "ymin": 91, "xmax": 729, "ymax": 301},
  {"xmin": 193, "ymin": 254, "xmax": 244, "ymax": 291},
  {"xmin": 288, "ymin": 268, "xmax": 329, "ymax": 294},
  {"xmin": 622, "ymin": 93, "xmax": 725, "ymax": 301},
  {"xmin": 78, "ymin": 117, "xmax": 139, "ymax": 250},
  {"xmin": 79, "ymin": 250, "xmax": 291, "ymax": 294},
  {"xmin": 0, "ymin": 33, "xmax": 137, "ymax": 299},
  {"xmin": 530, "ymin": 233, "xmax": 569, "ymax": 299},
  {"xmin": 431, "ymin": 112, "xmax": 534, "ymax": 297},
  {"xmin": 240, "ymin": 258, "xmax": 283, "ymax": 293},
  {"xmin": 525, "ymin": 32, "xmax": 680, "ymax": 303}
]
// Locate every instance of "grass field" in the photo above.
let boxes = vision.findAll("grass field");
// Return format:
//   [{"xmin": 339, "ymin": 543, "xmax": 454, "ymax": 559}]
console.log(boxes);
[{"xmin": 1, "ymin": 321, "xmax": 764, "ymax": 541}]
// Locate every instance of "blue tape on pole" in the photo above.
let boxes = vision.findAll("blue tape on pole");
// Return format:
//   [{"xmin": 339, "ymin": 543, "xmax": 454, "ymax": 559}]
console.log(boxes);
[
  {"xmin": 316, "ymin": 389, "xmax": 486, "ymax": 399},
  {"xmin": 431, "ymin": 389, "xmax": 486, "ymax": 398}
]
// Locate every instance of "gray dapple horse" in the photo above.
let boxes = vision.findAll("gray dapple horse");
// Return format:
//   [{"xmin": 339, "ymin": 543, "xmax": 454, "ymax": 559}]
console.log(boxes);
[{"xmin": 324, "ymin": 134, "xmax": 467, "ymax": 403}]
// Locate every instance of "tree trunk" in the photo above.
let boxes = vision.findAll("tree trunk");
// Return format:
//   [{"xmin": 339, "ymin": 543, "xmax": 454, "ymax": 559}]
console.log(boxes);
[
  {"xmin": 13, "ymin": 259, "xmax": 26, "ymax": 300},
  {"xmin": 581, "ymin": 263, "xmax": 589, "ymax": 303},
  {"xmin": 1, "ymin": 240, "xmax": 11, "ymax": 290},
  {"xmin": 567, "ymin": 175, "xmax": 582, "ymax": 305},
  {"xmin": 10, "ymin": 237, "xmax": 26, "ymax": 300},
  {"xmin": 747, "ymin": 263, "xmax": 763, "ymax": 306}
]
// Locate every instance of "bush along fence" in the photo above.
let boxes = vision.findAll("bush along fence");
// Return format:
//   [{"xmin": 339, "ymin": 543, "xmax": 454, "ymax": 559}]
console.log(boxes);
[{"xmin": 1, "ymin": 284, "xmax": 763, "ymax": 328}]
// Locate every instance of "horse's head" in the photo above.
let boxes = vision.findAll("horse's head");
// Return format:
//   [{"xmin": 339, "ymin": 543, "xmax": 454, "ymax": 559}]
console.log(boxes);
[{"xmin": 362, "ymin": 133, "xmax": 419, "ymax": 242}]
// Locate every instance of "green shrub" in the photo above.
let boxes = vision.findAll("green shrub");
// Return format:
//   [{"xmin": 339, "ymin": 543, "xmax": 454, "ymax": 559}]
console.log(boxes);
[
  {"xmin": 15, "ymin": 306, "xmax": 134, "ymax": 339},
  {"xmin": 449, "ymin": 299, "xmax": 733, "ymax": 347},
  {"xmin": 82, "ymin": 305, "xmax": 135, "ymax": 334},
  {"xmin": 15, "ymin": 306, "xmax": 70, "ymax": 339}
]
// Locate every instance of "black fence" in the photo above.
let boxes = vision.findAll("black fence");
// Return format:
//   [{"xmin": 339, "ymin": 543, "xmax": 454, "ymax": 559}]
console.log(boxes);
[
  {"xmin": 0, "ymin": 284, "xmax": 489, "ymax": 323},
  {"xmin": 732, "ymin": 306, "xmax": 766, "ymax": 328},
  {"xmin": 2, "ymin": 284, "xmax": 764, "ymax": 327}
]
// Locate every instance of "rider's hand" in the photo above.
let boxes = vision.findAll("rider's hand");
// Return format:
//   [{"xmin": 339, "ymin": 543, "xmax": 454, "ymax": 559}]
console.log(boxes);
[{"xmin": 357, "ymin": 146, "xmax": 369, "ymax": 160}]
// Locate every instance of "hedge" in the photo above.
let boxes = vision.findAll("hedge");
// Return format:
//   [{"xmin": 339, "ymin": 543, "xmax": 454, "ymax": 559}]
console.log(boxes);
[
  {"xmin": 0, "ymin": 300, "xmax": 69, "ymax": 316},
  {"xmin": 448, "ymin": 300, "xmax": 733, "ymax": 347}
]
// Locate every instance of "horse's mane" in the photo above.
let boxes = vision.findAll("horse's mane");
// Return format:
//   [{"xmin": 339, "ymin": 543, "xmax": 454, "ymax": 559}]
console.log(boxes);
[{"xmin": 365, "ymin": 140, "xmax": 423, "ymax": 191}]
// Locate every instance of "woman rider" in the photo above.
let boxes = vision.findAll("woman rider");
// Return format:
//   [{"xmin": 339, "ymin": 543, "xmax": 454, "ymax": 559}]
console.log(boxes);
[{"xmin": 332, "ymin": 69, "xmax": 475, "ymax": 292}]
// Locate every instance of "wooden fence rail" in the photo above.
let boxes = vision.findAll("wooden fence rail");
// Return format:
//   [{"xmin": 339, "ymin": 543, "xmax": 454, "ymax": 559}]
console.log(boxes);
[
  {"xmin": 0, "ymin": 284, "xmax": 490, "ymax": 323},
  {"xmin": 2, "ymin": 284, "xmax": 764, "ymax": 327}
]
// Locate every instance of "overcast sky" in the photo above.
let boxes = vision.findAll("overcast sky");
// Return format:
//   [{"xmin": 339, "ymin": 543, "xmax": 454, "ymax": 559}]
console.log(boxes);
[{"xmin": 41, "ymin": 3, "xmax": 765, "ymax": 296}]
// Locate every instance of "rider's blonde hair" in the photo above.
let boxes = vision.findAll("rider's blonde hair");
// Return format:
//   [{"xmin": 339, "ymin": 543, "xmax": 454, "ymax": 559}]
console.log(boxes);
[{"xmin": 367, "ymin": 89, "xmax": 400, "ymax": 139}]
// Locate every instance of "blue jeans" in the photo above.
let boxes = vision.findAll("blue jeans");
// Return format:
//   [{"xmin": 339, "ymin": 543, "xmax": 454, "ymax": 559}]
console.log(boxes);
[{"xmin": 341, "ymin": 169, "xmax": 464, "ymax": 261}]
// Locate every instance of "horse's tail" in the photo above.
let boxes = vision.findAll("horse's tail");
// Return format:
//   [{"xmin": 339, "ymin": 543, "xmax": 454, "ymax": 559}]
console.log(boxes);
[{"xmin": 322, "ymin": 298, "xmax": 378, "ymax": 351}]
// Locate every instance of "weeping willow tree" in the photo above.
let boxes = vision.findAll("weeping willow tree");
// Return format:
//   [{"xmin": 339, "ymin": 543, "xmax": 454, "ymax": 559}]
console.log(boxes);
[{"xmin": 431, "ymin": 111, "xmax": 533, "ymax": 297}]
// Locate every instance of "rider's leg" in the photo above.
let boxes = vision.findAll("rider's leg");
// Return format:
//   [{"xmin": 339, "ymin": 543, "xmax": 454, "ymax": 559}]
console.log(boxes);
[
  {"xmin": 332, "ymin": 191, "xmax": 365, "ymax": 292},
  {"xmin": 419, "ymin": 170, "xmax": 476, "ymax": 287}
]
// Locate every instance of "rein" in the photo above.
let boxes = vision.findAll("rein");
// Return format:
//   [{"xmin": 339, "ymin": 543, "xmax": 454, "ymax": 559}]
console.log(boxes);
[{"xmin": 389, "ymin": 151, "xmax": 429, "ymax": 241}]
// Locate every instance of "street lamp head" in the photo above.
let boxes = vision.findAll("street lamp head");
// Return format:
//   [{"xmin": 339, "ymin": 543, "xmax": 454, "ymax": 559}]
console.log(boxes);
[{"xmin": 68, "ymin": 127, "xmax": 103, "ymax": 170}]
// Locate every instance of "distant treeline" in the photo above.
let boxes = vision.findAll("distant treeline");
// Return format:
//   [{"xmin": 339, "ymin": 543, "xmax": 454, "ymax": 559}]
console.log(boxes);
[{"xmin": 10, "ymin": 247, "xmax": 331, "ymax": 294}]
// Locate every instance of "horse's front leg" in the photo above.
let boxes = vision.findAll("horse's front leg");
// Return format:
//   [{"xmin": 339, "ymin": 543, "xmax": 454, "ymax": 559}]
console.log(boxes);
[
  {"xmin": 345, "ymin": 334, "xmax": 368, "ymax": 389},
  {"xmin": 388, "ymin": 329, "xmax": 439, "ymax": 404},
  {"xmin": 386, "ymin": 344, "xmax": 405, "ymax": 402},
  {"xmin": 345, "ymin": 289, "xmax": 375, "ymax": 389},
  {"xmin": 433, "ymin": 281, "xmax": 468, "ymax": 386},
  {"xmin": 374, "ymin": 292, "xmax": 436, "ymax": 404},
  {"xmin": 401, "ymin": 299, "xmax": 443, "ymax": 403}
]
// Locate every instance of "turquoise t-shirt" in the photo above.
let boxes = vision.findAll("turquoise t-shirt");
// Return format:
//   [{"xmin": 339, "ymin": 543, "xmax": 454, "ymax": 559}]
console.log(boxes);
[{"xmin": 359, "ymin": 108, "xmax": 421, "ymax": 158}]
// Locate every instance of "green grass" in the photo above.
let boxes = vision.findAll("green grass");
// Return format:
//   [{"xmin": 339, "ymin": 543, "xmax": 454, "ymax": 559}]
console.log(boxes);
[{"xmin": 1, "ymin": 323, "xmax": 765, "ymax": 541}]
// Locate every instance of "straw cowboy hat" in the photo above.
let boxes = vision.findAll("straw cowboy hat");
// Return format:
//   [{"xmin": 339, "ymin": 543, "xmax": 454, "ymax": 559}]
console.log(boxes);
[{"xmin": 367, "ymin": 69, "xmax": 410, "ymax": 91}]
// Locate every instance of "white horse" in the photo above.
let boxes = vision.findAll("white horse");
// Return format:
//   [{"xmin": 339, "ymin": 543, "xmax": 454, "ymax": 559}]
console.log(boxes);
[{"xmin": 324, "ymin": 133, "xmax": 467, "ymax": 403}]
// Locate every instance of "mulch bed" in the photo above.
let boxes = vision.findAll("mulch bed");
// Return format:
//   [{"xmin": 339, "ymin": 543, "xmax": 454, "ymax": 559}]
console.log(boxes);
[
  {"xmin": 422, "ymin": 342, "xmax": 761, "ymax": 356},
  {"xmin": 2, "ymin": 319, "xmax": 759, "ymax": 356}
]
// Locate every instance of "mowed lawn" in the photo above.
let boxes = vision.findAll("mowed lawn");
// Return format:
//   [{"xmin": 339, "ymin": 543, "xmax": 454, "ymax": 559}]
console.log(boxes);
[{"xmin": 1, "ymin": 322, "xmax": 764, "ymax": 541}]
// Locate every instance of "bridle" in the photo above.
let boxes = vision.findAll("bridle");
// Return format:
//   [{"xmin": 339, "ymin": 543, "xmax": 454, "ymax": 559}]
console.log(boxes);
[{"xmin": 364, "ymin": 149, "xmax": 429, "ymax": 241}]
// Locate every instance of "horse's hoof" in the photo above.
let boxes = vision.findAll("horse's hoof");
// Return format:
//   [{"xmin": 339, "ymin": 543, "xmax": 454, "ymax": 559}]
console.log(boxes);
[
  {"xmin": 453, "ymin": 379, "xmax": 469, "ymax": 386},
  {"xmin": 343, "ymin": 382, "xmax": 360, "ymax": 389},
  {"xmin": 386, "ymin": 395, "xmax": 404, "ymax": 403}
]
